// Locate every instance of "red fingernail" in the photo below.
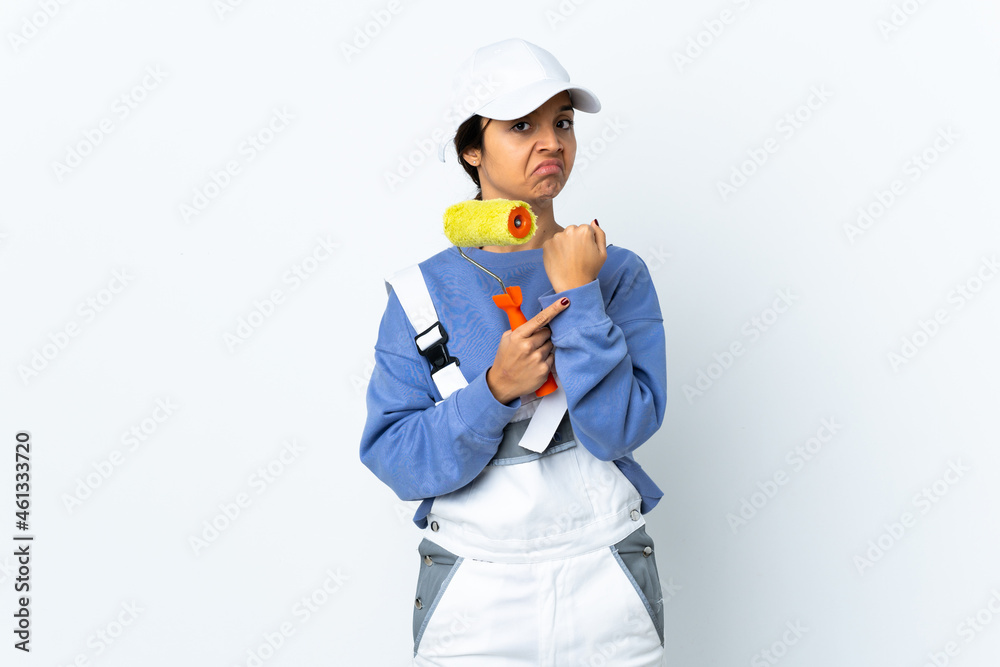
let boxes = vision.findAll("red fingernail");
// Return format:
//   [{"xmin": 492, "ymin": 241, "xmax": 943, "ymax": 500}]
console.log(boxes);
[
  {"xmin": 594, "ymin": 219, "xmax": 600, "ymax": 227},
  {"xmin": 560, "ymin": 297, "xmax": 569, "ymax": 306}
]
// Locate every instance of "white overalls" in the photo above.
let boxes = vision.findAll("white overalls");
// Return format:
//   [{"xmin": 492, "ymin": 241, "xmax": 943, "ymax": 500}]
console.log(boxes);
[{"xmin": 387, "ymin": 263, "xmax": 666, "ymax": 667}]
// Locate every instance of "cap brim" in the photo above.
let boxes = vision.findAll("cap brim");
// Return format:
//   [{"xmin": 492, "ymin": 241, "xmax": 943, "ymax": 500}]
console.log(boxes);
[{"xmin": 478, "ymin": 79, "xmax": 601, "ymax": 120}]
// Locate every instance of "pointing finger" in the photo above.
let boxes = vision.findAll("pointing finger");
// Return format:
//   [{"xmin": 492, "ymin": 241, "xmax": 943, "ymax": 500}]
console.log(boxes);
[{"xmin": 523, "ymin": 297, "xmax": 570, "ymax": 336}]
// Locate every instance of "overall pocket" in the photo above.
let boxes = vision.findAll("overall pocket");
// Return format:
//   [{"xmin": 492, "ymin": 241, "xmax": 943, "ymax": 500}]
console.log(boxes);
[
  {"xmin": 610, "ymin": 525, "xmax": 665, "ymax": 646},
  {"xmin": 412, "ymin": 538, "xmax": 464, "ymax": 656}
]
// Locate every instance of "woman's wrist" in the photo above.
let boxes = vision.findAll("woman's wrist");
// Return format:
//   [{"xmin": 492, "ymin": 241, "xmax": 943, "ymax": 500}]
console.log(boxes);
[
  {"xmin": 486, "ymin": 367, "xmax": 516, "ymax": 404},
  {"xmin": 550, "ymin": 275, "xmax": 596, "ymax": 293}
]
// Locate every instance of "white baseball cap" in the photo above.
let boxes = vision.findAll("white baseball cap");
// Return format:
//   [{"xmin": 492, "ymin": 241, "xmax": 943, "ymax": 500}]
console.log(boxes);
[{"xmin": 437, "ymin": 38, "xmax": 601, "ymax": 163}]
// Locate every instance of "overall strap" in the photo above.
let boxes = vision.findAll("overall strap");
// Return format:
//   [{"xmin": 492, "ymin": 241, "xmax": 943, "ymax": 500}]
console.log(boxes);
[{"xmin": 385, "ymin": 263, "xmax": 468, "ymax": 403}]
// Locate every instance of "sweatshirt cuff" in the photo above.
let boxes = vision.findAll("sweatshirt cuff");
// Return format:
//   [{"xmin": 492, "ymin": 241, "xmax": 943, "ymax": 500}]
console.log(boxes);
[
  {"xmin": 452, "ymin": 367, "xmax": 521, "ymax": 440},
  {"xmin": 537, "ymin": 279, "xmax": 609, "ymax": 339}
]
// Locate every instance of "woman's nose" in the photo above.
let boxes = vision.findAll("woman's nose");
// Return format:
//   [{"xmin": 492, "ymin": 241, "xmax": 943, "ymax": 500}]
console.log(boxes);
[{"xmin": 535, "ymin": 123, "xmax": 562, "ymax": 151}]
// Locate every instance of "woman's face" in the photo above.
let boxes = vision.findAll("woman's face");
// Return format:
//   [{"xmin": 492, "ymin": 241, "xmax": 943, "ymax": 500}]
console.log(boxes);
[{"xmin": 465, "ymin": 91, "xmax": 577, "ymax": 204}]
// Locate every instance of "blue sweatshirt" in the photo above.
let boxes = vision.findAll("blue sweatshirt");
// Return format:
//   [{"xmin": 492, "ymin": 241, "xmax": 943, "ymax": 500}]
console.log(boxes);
[{"xmin": 360, "ymin": 242, "xmax": 667, "ymax": 528}]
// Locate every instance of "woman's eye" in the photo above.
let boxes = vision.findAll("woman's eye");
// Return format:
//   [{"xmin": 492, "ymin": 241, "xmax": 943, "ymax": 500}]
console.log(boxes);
[{"xmin": 512, "ymin": 119, "xmax": 574, "ymax": 132}]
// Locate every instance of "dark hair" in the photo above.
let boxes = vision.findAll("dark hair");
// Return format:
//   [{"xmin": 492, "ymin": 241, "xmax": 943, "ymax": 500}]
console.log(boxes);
[{"xmin": 453, "ymin": 115, "xmax": 492, "ymax": 201}]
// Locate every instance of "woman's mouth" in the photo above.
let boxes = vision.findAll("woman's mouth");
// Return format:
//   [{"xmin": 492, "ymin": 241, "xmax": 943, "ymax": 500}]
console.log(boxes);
[{"xmin": 533, "ymin": 161, "xmax": 563, "ymax": 175}]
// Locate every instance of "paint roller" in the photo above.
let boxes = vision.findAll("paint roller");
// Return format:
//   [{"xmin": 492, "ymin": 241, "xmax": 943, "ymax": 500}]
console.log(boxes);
[{"xmin": 442, "ymin": 199, "xmax": 558, "ymax": 398}]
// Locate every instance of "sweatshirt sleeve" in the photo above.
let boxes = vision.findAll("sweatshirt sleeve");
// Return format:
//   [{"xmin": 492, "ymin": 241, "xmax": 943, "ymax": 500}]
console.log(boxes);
[
  {"xmin": 537, "ymin": 253, "xmax": 666, "ymax": 462},
  {"xmin": 359, "ymin": 286, "xmax": 521, "ymax": 501}
]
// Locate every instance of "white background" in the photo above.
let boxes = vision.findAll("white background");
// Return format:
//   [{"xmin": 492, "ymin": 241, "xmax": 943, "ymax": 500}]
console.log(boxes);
[{"xmin": 1, "ymin": 0, "xmax": 999, "ymax": 665}]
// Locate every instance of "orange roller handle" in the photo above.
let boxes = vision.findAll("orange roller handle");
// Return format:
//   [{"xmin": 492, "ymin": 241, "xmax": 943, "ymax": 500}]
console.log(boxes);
[{"xmin": 492, "ymin": 285, "xmax": 558, "ymax": 397}]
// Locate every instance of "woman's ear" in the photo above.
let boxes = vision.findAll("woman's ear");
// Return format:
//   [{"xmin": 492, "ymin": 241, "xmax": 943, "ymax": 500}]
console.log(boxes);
[{"xmin": 461, "ymin": 149, "xmax": 480, "ymax": 166}]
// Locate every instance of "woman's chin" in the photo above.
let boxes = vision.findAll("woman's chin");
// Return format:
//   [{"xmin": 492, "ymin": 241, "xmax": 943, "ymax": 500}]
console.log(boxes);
[{"xmin": 530, "ymin": 181, "xmax": 565, "ymax": 201}]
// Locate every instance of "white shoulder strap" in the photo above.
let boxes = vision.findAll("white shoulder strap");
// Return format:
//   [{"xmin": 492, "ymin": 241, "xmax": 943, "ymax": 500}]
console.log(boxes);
[{"xmin": 385, "ymin": 263, "xmax": 468, "ymax": 403}]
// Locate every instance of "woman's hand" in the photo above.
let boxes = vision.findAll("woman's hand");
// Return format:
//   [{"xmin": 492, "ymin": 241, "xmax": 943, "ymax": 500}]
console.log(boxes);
[
  {"xmin": 542, "ymin": 220, "xmax": 606, "ymax": 293},
  {"xmin": 486, "ymin": 297, "xmax": 571, "ymax": 404}
]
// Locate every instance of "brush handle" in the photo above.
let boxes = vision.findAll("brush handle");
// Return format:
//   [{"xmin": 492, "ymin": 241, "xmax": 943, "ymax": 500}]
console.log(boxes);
[{"xmin": 492, "ymin": 286, "xmax": 558, "ymax": 397}]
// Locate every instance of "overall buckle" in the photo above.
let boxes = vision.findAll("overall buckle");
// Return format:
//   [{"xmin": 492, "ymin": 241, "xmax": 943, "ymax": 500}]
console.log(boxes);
[{"xmin": 414, "ymin": 322, "xmax": 459, "ymax": 374}]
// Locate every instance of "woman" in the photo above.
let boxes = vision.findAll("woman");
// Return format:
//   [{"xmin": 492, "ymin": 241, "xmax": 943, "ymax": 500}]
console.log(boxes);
[{"xmin": 360, "ymin": 38, "xmax": 668, "ymax": 666}]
